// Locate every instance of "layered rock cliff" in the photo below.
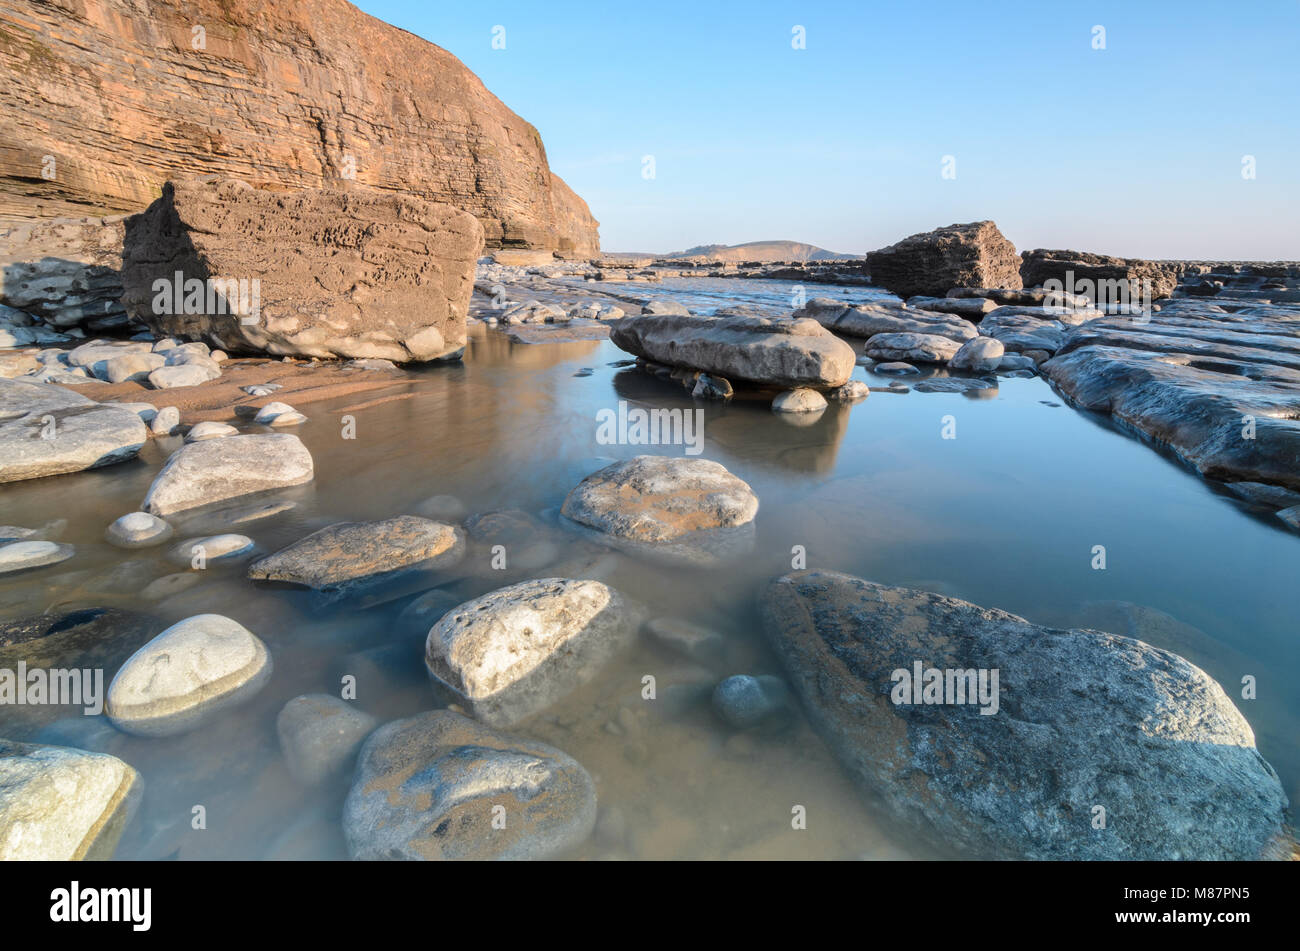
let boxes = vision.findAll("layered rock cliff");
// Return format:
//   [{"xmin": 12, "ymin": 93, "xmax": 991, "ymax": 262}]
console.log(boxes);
[{"xmin": 0, "ymin": 0, "xmax": 598, "ymax": 254}]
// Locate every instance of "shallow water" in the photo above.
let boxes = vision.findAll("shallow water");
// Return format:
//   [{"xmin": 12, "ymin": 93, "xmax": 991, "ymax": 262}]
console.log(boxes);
[{"xmin": 2, "ymin": 280, "xmax": 1297, "ymax": 860}]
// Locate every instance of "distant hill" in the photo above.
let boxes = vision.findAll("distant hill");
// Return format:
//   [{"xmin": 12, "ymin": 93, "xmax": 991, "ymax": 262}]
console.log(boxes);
[{"xmin": 664, "ymin": 241, "xmax": 855, "ymax": 263}]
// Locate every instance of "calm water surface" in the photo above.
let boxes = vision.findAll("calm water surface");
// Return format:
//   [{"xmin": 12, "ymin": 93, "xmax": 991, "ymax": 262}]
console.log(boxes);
[{"xmin": 1, "ymin": 279, "xmax": 1296, "ymax": 860}]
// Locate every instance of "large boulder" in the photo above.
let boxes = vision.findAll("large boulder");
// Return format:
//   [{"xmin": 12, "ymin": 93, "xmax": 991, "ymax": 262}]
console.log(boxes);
[
  {"xmin": 120, "ymin": 178, "xmax": 482, "ymax": 362},
  {"xmin": 561, "ymin": 456, "xmax": 759, "ymax": 566},
  {"xmin": 426, "ymin": 578, "xmax": 638, "ymax": 726},
  {"xmin": 793, "ymin": 298, "xmax": 977, "ymax": 343},
  {"xmin": 343, "ymin": 710, "xmax": 597, "ymax": 860},
  {"xmin": 1020, "ymin": 249, "xmax": 1178, "ymax": 305},
  {"xmin": 761, "ymin": 570, "xmax": 1291, "ymax": 860},
  {"xmin": 865, "ymin": 221, "xmax": 1022, "ymax": 299},
  {"xmin": 609, "ymin": 313, "xmax": 854, "ymax": 388},
  {"xmin": 0, "ymin": 378, "xmax": 148, "ymax": 484},
  {"xmin": 141, "ymin": 433, "xmax": 314, "ymax": 516},
  {"xmin": 0, "ymin": 740, "xmax": 142, "ymax": 860}
]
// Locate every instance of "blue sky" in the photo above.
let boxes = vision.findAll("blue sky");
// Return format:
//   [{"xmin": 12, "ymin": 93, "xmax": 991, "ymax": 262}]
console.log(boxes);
[{"xmin": 355, "ymin": 0, "xmax": 1298, "ymax": 258}]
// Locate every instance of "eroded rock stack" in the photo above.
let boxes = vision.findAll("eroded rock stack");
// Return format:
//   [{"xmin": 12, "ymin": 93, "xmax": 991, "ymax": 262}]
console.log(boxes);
[
  {"xmin": 121, "ymin": 178, "xmax": 482, "ymax": 361},
  {"xmin": 865, "ymin": 221, "xmax": 1022, "ymax": 299}
]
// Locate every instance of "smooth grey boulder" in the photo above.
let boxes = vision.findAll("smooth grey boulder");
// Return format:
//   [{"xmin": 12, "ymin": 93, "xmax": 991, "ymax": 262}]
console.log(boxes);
[
  {"xmin": 561, "ymin": 455, "xmax": 759, "ymax": 566},
  {"xmin": 864, "ymin": 332, "xmax": 963, "ymax": 364},
  {"xmin": 0, "ymin": 379, "xmax": 148, "ymax": 484},
  {"xmin": 761, "ymin": 570, "xmax": 1291, "ymax": 860},
  {"xmin": 949, "ymin": 336, "xmax": 1005, "ymax": 372},
  {"xmin": 106, "ymin": 614, "xmax": 272, "ymax": 737},
  {"xmin": 276, "ymin": 694, "xmax": 379, "ymax": 786},
  {"xmin": 343, "ymin": 710, "xmax": 597, "ymax": 860},
  {"xmin": 978, "ymin": 312, "xmax": 1067, "ymax": 352},
  {"xmin": 425, "ymin": 578, "xmax": 637, "ymax": 726},
  {"xmin": 772, "ymin": 387, "xmax": 828, "ymax": 414},
  {"xmin": 248, "ymin": 517, "xmax": 464, "ymax": 606},
  {"xmin": 905, "ymin": 295, "xmax": 996, "ymax": 318},
  {"xmin": 610, "ymin": 312, "xmax": 854, "ymax": 387},
  {"xmin": 0, "ymin": 540, "xmax": 74, "ymax": 575},
  {"xmin": 986, "ymin": 303, "xmax": 1103, "ymax": 327},
  {"xmin": 712, "ymin": 674, "xmax": 791, "ymax": 730},
  {"xmin": 105, "ymin": 511, "xmax": 173, "ymax": 548},
  {"xmin": 0, "ymin": 740, "xmax": 143, "ymax": 860},
  {"xmin": 141, "ymin": 433, "xmax": 314, "ymax": 516}
]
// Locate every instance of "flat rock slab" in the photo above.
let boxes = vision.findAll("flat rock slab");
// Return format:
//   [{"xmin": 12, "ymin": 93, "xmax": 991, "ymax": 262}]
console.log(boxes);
[
  {"xmin": 426, "ymin": 578, "xmax": 637, "ymax": 726},
  {"xmin": 761, "ymin": 570, "xmax": 1290, "ymax": 860},
  {"xmin": 1043, "ymin": 306, "xmax": 1300, "ymax": 491},
  {"xmin": 106, "ymin": 614, "xmax": 272, "ymax": 736},
  {"xmin": 0, "ymin": 740, "xmax": 142, "ymax": 860},
  {"xmin": 142, "ymin": 433, "xmax": 314, "ymax": 516},
  {"xmin": 248, "ymin": 516, "xmax": 465, "ymax": 606},
  {"xmin": 0, "ymin": 378, "xmax": 148, "ymax": 483},
  {"xmin": 864, "ymin": 332, "xmax": 963, "ymax": 364},
  {"xmin": 561, "ymin": 455, "xmax": 759, "ymax": 566},
  {"xmin": 610, "ymin": 312, "xmax": 854, "ymax": 387},
  {"xmin": 343, "ymin": 710, "xmax": 597, "ymax": 860},
  {"xmin": 794, "ymin": 298, "xmax": 978, "ymax": 343}
]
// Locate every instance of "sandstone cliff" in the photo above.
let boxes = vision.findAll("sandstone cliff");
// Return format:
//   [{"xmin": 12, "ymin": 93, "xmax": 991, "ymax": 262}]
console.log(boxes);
[{"xmin": 0, "ymin": 0, "xmax": 598, "ymax": 254}]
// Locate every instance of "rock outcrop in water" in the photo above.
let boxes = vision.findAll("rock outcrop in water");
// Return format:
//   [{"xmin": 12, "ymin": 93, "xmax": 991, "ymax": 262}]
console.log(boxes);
[
  {"xmin": 609, "ymin": 313, "xmax": 855, "ymax": 388},
  {"xmin": 864, "ymin": 221, "xmax": 1022, "ymax": 299},
  {"xmin": 0, "ymin": 0, "xmax": 598, "ymax": 254},
  {"xmin": 120, "ymin": 178, "xmax": 482, "ymax": 361},
  {"xmin": 1042, "ymin": 297, "xmax": 1300, "ymax": 494},
  {"xmin": 761, "ymin": 570, "xmax": 1291, "ymax": 860}
]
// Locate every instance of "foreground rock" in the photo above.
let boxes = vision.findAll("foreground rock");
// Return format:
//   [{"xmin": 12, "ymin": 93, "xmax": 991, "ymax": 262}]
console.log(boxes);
[
  {"xmin": 344, "ymin": 710, "xmax": 597, "ymax": 860},
  {"xmin": 609, "ymin": 313, "xmax": 854, "ymax": 387},
  {"xmin": 106, "ymin": 614, "xmax": 272, "ymax": 736},
  {"xmin": 121, "ymin": 178, "xmax": 482, "ymax": 362},
  {"xmin": 141, "ymin": 433, "xmax": 314, "ymax": 516},
  {"xmin": 0, "ymin": 379, "xmax": 148, "ymax": 484},
  {"xmin": 0, "ymin": 741, "xmax": 142, "ymax": 860},
  {"xmin": 561, "ymin": 456, "xmax": 759, "ymax": 565},
  {"xmin": 949, "ymin": 336, "xmax": 1005, "ymax": 372},
  {"xmin": 761, "ymin": 570, "xmax": 1290, "ymax": 860},
  {"xmin": 1042, "ymin": 302, "xmax": 1300, "ymax": 492},
  {"xmin": 793, "ymin": 298, "xmax": 977, "ymax": 343},
  {"xmin": 426, "ymin": 578, "xmax": 637, "ymax": 726},
  {"xmin": 248, "ymin": 516, "xmax": 465, "ymax": 606},
  {"xmin": 865, "ymin": 221, "xmax": 1022, "ymax": 299}
]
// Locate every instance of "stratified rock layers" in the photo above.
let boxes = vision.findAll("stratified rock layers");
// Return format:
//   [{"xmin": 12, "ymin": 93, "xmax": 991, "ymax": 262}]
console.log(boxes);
[{"xmin": 0, "ymin": 0, "xmax": 598, "ymax": 254}]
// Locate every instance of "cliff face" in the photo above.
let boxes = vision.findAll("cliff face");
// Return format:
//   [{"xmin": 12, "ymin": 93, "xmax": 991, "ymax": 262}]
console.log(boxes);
[{"xmin": 0, "ymin": 0, "xmax": 599, "ymax": 254}]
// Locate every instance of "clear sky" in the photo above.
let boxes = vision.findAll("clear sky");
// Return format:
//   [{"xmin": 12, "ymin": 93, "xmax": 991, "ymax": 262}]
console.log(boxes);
[{"xmin": 354, "ymin": 0, "xmax": 1298, "ymax": 259}]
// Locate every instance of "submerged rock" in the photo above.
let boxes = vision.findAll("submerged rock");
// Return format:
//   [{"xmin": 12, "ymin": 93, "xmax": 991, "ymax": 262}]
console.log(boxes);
[
  {"xmin": 248, "ymin": 516, "xmax": 465, "ymax": 606},
  {"xmin": 106, "ymin": 614, "xmax": 272, "ymax": 737},
  {"xmin": 276, "ymin": 694, "xmax": 379, "ymax": 786},
  {"xmin": 141, "ymin": 433, "xmax": 314, "ymax": 516},
  {"xmin": 561, "ymin": 455, "xmax": 759, "ymax": 566},
  {"xmin": 0, "ymin": 740, "xmax": 142, "ymax": 860},
  {"xmin": 343, "ymin": 710, "xmax": 597, "ymax": 860},
  {"xmin": 105, "ymin": 511, "xmax": 173, "ymax": 549},
  {"xmin": 760, "ymin": 570, "xmax": 1291, "ymax": 860},
  {"xmin": 771, "ymin": 388, "xmax": 828, "ymax": 413},
  {"xmin": 0, "ymin": 541, "xmax": 74, "ymax": 575},
  {"xmin": 712, "ymin": 674, "xmax": 792, "ymax": 730},
  {"xmin": 426, "ymin": 577, "xmax": 637, "ymax": 726},
  {"xmin": 610, "ymin": 313, "xmax": 854, "ymax": 387}
]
